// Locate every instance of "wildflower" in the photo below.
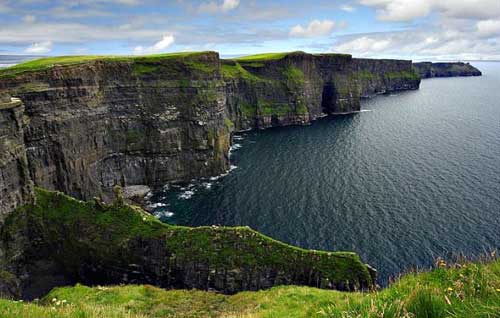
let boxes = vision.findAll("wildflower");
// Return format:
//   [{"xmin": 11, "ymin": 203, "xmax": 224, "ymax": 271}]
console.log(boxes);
[
  {"xmin": 436, "ymin": 258, "xmax": 447, "ymax": 268},
  {"xmin": 447, "ymin": 287, "xmax": 454, "ymax": 292},
  {"xmin": 52, "ymin": 298, "xmax": 57, "ymax": 302},
  {"xmin": 496, "ymin": 288, "xmax": 500, "ymax": 292},
  {"xmin": 142, "ymin": 217, "xmax": 147, "ymax": 221}
]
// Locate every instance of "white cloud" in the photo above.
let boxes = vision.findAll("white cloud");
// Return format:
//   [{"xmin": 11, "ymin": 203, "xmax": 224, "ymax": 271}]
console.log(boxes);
[
  {"xmin": 113, "ymin": 0, "xmax": 140, "ymax": 5},
  {"xmin": 360, "ymin": 0, "xmax": 431, "ymax": 21},
  {"xmin": 24, "ymin": 41, "xmax": 52, "ymax": 54},
  {"xmin": 332, "ymin": 28, "xmax": 500, "ymax": 60},
  {"xmin": 340, "ymin": 5, "xmax": 356, "ymax": 12},
  {"xmin": 360, "ymin": 0, "xmax": 500, "ymax": 22},
  {"xmin": 222, "ymin": 0, "xmax": 239, "ymax": 12},
  {"xmin": 290, "ymin": 20, "xmax": 337, "ymax": 38},
  {"xmin": 23, "ymin": 15, "xmax": 36, "ymax": 23},
  {"xmin": 198, "ymin": 0, "xmax": 240, "ymax": 14},
  {"xmin": 477, "ymin": 19, "xmax": 500, "ymax": 38},
  {"xmin": 133, "ymin": 34, "xmax": 175, "ymax": 55}
]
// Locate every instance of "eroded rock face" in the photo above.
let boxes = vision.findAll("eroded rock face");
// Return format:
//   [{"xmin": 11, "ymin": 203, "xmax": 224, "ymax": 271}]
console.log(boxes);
[
  {"xmin": 0, "ymin": 51, "xmax": 420, "ymax": 299},
  {"xmin": 0, "ymin": 51, "xmax": 420, "ymax": 213},
  {"xmin": 0, "ymin": 98, "xmax": 33, "ymax": 224},
  {"xmin": 0, "ymin": 189, "xmax": 375, "ymax": 299},
  {"xmin": 225, "ymin": 53, "xmax": 420, "ymax": 131},
  {"xmin": 0, "ymin": 53, "xmax": 230, "ymax": 202},
  {"xmin": 413, "ymin": 62, "xmax": 482, "ymax": 78}
]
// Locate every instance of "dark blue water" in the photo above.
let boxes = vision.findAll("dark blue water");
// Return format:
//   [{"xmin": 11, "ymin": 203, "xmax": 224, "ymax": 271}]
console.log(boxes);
[{"xmin": 150, "ymin": 62, "xmax": 500, "ymax": 284}]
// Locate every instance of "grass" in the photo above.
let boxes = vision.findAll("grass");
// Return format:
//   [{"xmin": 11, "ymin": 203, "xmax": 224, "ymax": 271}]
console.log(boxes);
[
  {"xmin": 232, "ymin": 52, "xmax": 294, "ymax": 62},
  {"xmin": 258, "ymin": 102, "xmax": 292, "ymax": 116},
  {"xmin": 282, "ymin": 66, "xmax": 305, "ymax": 86},
  {"xmin": 0, "ymin": 257, "xmax": 499, "ymax": 317},
  {"xmin": 385, "ymin": 71, "xmax": 420, "ymax": 81},
  {"xmin": 221, "ymin": 62, "xmax": 266, "ymax": 81},
  {"xmin": 0, "ymin": 52, "xmax": 215, "ymax": 78},
  {"xmin": 354, "ymin": 70, "xmax": 376, "ymax": 80}
]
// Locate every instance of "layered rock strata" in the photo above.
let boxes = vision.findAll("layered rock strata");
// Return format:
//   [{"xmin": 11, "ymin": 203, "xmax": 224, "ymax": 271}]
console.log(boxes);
[
  {"xmin": 0, "ymin": 188, "xmax": 375, "ymax": 299},
  {"xmin": 413, "ymin": 62, "xmax": 482, "ymax": 78},
  {"xmin": 0, "ymin": 51, "xmax": 421, "ymax": 208},
  {"xmin": 0, "ymin": 97, "xmax": 33, "ymax": 224}
]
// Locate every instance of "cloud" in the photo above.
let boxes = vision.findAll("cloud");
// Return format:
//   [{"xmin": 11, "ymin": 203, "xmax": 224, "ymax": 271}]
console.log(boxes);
[
  {"xmin": 133, "ymin": 34, "xmax": 175, "ymax": 55},
  {"xmin": 477, "ymin": 19, "xmax": 500, "ymax": 38},
  {"xmin": 332, "ymin": 28, "xmax": 500, "ymax": 60},
  {"xmin": 290, "ymin": 20, "xmax": 339, "ymax": 38},
  {"xmin": 340, "ymin": 5, "xmax": 356, "ymax": 12},
  {"xmin": 359, "ymin": 0, "xmax": 431, "ymax": 21},
  {"xmin": 198, "ymin": 0, "xmax": 240, "ymax": 14},
  {"xmin": 360, "ymin": 0, "xmax": 500, "ymax": 21},
  {"xmin": 222, "ymin": 0, "xmax": 239, "ymax": 12},
  {"xmin": 24, "ymin": 41, "xmax": 52, "ymax": 54},
  {"xmin": 113, "ymin": 0, "xmax": 141, "ymax": 5},
  {"xmin": 335, "ymin": 36, "xmax": 391, "ymax": 53},
  {"xmin": 23, "ymin": 14, "xmax": 36, "ymax": 23}
]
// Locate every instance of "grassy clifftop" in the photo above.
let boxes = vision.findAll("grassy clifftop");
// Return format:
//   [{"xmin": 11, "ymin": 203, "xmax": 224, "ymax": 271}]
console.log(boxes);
[
  {"xmin": 0, "ymin": 257, "xmax": 498, "ymax": 317},
  {"xmin": 0, "ymin": 52, "xmax": 218, "ymax": 79},
  {"xmin": 0, "ymin": 188, "xmax": 373, "ymax": 299}
]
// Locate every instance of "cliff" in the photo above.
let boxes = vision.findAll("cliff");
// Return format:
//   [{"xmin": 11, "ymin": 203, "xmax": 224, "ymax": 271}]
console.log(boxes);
[
  {"xmin": 0, "ymin": 51, "xmax": 420, "ymax": 210},
  {"xmin": 0, "ymin": 52, "xmax": 231, "ymax": 207},
  {"xmin": 0, "ymin": 97, "xmax": 33, "ymax": 224},
  {"xmin": 0, "ymin": 51, "xmax": 420, "ymax": 298},
  {"xmin": 0, "ymin": 188, "xmax": 374, "ymax": 299},
  {"xmin": 1, "ymin": 257, "xmax": 499, "ymax": 317},
  {"xmin": 223, "ymin": 52, "xmax": 420, "ymax": 130},
  {"xmin": 413, "ymin": 62, "xmax": 482, "ymax": 78}
]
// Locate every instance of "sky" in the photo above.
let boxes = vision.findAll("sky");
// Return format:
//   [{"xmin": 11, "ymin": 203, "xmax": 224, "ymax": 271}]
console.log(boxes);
[{"xmin": 0, "ymin": 0, "xmax": 499, "ymax": 60}]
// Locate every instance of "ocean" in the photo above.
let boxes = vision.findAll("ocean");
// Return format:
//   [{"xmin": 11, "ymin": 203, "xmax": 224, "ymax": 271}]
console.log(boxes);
[
  {"xmin": 149, "ymin": 61, "xmax": 500, "ymax": 284},
  {"xmin": 0, "ymin": 55, "xmax": 40, "ymax": 69}
]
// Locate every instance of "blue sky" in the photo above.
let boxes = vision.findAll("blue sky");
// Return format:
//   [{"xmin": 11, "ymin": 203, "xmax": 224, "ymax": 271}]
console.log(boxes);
[{"xmin": 0, "ymin": 0, "xmax": 499, "ymax": 60}]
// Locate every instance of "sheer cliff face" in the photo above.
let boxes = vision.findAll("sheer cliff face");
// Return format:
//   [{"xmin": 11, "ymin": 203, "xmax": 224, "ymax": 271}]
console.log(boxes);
[
  {"xmin": 0, "ymin": 53, "xmax": 230, "ymax": 201},
  {"xmin": 0, "ymin": 98, "xmax": 32, "ymax": 223},
  {"xmin": 413, "ymin": 62, "xmax": 482, "ymax": 78},
  {"xmin": 0, "ymin": 52, "xmax": 420, "ymax": 208},
  {"xmin": 224, "ymin": 53, "xmax": 420, "ymax": 131}
]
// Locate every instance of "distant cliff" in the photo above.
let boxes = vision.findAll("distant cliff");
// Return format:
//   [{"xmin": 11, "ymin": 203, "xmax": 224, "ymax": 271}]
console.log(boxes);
[
  {"xmin": 0, "ymin": 51, "xmax": 421, "ymax": 217},
  {"xmin": 413, "ymin": 62, "xmax": 482, "ymax": 78},
  {"xmin": 224, "ymin": 52, "xmax": 420, "ymax": 130}
]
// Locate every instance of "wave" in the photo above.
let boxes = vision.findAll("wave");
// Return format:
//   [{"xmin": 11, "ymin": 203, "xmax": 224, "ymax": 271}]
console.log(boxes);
[{"xmin": 153, "ymin": 210, "xmax": 174, "ymax": 219}]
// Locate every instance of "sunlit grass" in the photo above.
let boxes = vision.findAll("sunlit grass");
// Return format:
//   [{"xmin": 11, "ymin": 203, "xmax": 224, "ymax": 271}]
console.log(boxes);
[
  {"xmin": 1, "ymin": 257, "xmax": 498, "ymax": 318},
  {"xmin": 232, "ymin": 52, "xmax": 293, "ymax": 61},
  {"xmin": 0, "ymin": 51, "xmax": 213, "ymax": 78}
]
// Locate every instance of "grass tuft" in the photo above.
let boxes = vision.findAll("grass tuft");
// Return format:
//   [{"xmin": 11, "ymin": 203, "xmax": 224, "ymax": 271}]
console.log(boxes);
[{"xmin": 0, "ymin": 257, "xmax": 499, "ymax": 317}]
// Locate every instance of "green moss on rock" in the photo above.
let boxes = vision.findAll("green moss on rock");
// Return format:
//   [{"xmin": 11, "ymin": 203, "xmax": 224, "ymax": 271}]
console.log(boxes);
[
  {"xmin": 2, "ymin": 188, "xmax": 374, "ymax": 296},
  {"xmin": 385, "ymin": 70, "xmax": 420, "ymax": 81}
]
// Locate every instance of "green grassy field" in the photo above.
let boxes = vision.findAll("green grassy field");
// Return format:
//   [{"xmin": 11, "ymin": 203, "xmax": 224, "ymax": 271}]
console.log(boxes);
[
  {"xmin": 0, "ymin": 52, "xmax": 213, "ymax": 78},
  {"xmin": 232, "ymin": 52, "xmax": 292, "ymax": 61},
  {"xmin": 0, "ymin": 257, "xmax": 499, "ymax": 318}
]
